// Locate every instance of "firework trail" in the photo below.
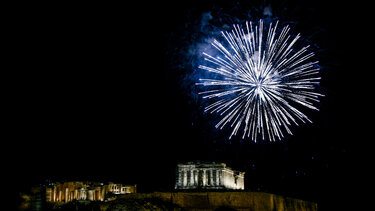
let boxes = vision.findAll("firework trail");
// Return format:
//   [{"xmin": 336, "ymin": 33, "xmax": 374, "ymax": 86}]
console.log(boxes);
[{"xmin": 196, "ymin": 20, "xmax": 323, "ymax": 142}]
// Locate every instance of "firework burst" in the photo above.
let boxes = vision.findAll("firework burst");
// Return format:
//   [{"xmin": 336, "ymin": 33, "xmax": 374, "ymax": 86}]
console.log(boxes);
[{"xmin": 196, "ymin": 20, "xmax": 323, "ymax": 142}]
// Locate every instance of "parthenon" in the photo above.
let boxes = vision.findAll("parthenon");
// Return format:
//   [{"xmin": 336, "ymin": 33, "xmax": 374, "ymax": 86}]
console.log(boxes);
[{"xmin": 175, "ymin": 162, "xmax": 245, "ymax": 190}]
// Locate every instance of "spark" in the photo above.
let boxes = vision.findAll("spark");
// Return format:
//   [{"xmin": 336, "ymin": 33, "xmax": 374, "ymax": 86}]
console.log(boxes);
[{"xmin": 196, "ymin": 20, "xmax": 323, "ymax": 142}]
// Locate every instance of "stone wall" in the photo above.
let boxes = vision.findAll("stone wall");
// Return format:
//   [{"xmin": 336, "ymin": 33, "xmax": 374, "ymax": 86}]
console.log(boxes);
[{"xmin": 117, "ymin": 192, "xmax": 317, "ymax": 211}]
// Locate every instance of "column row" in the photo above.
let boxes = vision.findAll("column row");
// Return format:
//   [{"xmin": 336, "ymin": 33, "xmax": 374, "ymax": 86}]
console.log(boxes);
[{"xmin": 179, "ymin": 169, "xmax": 222, "ymax": 187}]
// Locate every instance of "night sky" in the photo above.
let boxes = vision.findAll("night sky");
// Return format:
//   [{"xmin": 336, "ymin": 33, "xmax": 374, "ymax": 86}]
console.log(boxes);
[{"xmin": 7, "ymin": 1, "xmax": 370, "ymax": 210}]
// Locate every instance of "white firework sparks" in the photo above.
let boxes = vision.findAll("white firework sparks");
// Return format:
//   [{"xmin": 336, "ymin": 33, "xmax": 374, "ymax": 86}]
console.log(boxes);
[{"xmin": 196, "ymin": 20, "xmax": 323, "ymax": 142}]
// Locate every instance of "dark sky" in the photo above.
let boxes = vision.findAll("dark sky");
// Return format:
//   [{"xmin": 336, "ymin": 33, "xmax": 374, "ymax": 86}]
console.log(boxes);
[{"xmin": 7, "ymin": 1, "xmax": 370, "ymax": 210}]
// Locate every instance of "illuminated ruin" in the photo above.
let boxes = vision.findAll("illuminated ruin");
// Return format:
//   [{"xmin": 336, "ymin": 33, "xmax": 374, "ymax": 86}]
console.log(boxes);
[
  {"xmin": 45, "ymin": 181, "xmax": 136, "ymax": 203},
  {"xmin": 175, "ymin": 162, "xmax": 245, "ymax": 190}
]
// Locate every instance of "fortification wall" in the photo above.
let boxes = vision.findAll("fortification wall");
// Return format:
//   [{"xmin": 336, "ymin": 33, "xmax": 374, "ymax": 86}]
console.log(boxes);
[{"xmin": 118, "ymin": 192, "xmax": 317, "ymax": 211}]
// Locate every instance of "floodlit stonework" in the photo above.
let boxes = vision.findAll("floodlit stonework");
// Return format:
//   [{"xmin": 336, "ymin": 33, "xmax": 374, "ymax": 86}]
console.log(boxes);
[
  {"xmin": 175, "ymin": 162, "xmax": 245, "ymax": 190},
  {"xmin": 45, "ymin": 181, "xmax": 136, "ymax": 203}
]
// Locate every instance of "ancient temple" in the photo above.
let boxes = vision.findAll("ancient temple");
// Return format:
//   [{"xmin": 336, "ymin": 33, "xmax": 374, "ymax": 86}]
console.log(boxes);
[
  {"xmin": 45, "ymin": 181, "xmax": 136, "ymax": 203},
  {"xmin": 175, "ymin": 162, "xmax": 245, "ymax": 190}
]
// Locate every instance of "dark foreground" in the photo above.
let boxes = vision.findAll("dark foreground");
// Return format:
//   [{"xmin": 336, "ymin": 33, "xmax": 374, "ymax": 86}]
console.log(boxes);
[{"xmin": 20, "ymin": 191, "xmax": 317, "ymax": 211}]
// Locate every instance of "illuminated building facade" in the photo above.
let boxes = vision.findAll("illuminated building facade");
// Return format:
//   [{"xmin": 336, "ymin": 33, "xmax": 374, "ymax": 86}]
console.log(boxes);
[
  {"xmin": 175, "ymin": 162, "xmax": 245, "ymax": 190},
  {"xmin": 45, "ymin": 181, "xmax": 136, "ymax": 203}
]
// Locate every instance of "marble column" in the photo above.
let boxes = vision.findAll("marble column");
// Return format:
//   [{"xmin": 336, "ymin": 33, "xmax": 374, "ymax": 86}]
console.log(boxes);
[
  {"xmin": 53, "ymin": 187, "xmax": 56, "ymax": 202},
  {"xmin": 210, "ymin": 169, "xmax": 214, "ymax": 186},
  {"xmin": 65, "ymin": 188, "xmax": 69, "ymax": 202},
  {"xmin": 215, "ymin": 170, "xmax": 220, "ymax": 186},
  {"xmin": 194, "ymin": 170, "xmax": 199, "ymax": 186},
  {"xmin": 202, "ymin": 170, "xmax": 206, "ymax": 186},
  {"xmin": 190, "ymin": 170, "xmax": 194, "ymax": 186},
  {"xmin": 59, "ymin": 190, "xmax": 62, "ymax": 202},
  {"xmin": 206, "ymin": 170, "xmax": 211, "ymax": 185},
  {"xmin": 182, "ymin": 170, "xmax": 187, "ymax": 187},
  {"xmin": 218, "ymin": 170, "xmax": 222, "ymax": 186}
]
